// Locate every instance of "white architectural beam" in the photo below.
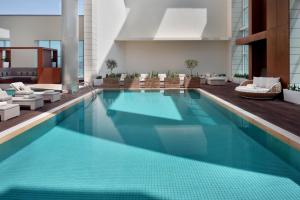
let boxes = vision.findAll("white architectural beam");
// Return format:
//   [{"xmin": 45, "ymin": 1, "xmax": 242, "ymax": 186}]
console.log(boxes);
[{"xmin": 62, "ymin": 0, "xmax": 79, "ymax": 92}]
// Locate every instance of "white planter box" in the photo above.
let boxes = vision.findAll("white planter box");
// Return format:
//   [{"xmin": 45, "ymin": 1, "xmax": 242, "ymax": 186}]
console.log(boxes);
[
  {"xmin": 3, "ymin": 62, "xmax": 9, "ymax": 68},
  {"xmin": 93, "ymin": 79, "xmax": 103, "ymax": 86},
  {"xmin": 283, "ymin": 89, "xmax": 300, "ymax": 105}
]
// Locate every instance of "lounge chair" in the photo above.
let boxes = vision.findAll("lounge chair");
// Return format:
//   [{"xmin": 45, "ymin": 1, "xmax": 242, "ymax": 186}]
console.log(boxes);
[
  {"xmin": 10, "ymin": 82, "xmax": 61, "ymax": 102},
  {"xmin": 0, "ymin": 102, "xmax": 20, "ymax": 121},
  {"xmin": 119, "ymin": 74, "xmax": 127, "ymax": 87},
  {"xmin": 139, "ymin": 74, "xmax": 149, "ymax": 88},
  {"xmin": 0, "ymin": 88, "xmax": 12, "ymax": 104},
  {"xmin": 158, "ymin": 74, "xmax": 167, "ymax": 88},
  {"xmin": 12, "ymin": 95, "xmax": 44, "ymax": 110},
  {"xmin": 179, "ymin": 74, "xmax": 186, "ymax": 88},
  {"xmin": 235, "ymin": 77, "xmax": 282, "ymax": 99},
  {"xmin": 205, "ymin": 74, "xmax": 227, "ymax": 85}
]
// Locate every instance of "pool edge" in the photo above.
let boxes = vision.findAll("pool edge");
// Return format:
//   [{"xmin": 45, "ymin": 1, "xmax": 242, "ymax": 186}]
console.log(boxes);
[
  {"xmin": 197, "ymin": 88, "xmax": 300, "ymax": 152},
  {"xmin": 0, "ymin": 89, "xmax": 103, "ymax": 144}
]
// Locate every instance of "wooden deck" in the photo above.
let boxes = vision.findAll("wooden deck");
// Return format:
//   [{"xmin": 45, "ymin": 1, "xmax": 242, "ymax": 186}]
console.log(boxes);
[
  {"xmin": 0, "ymin": 87, "xmax": 92, "ymax": 132},
  {"xmin": 200, "ymin": 83, "xmax": 300, "ymax": 137}
]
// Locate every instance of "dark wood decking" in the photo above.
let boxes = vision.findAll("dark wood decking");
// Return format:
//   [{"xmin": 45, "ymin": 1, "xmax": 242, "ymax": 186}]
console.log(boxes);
[
  {"xmin": 0, "ymin": 87, "xmax": 92, "ymax": 132},
  {"xmin": 200, "ymin": 83, "xmax": 300, "ymax": 137}
]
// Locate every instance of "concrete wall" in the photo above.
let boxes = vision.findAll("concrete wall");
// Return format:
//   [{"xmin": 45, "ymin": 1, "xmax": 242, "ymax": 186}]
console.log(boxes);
[
  {"xmin": 0, "ymin": 15, "xmax": 84, "ymax": 68},
  {"xmin": 111, "ymin": 41, "xmax": 228, "ymax": 75},
  {"xmin": 290, "ymin": 0, "xmax": 300, "ymax": 85},
  {"xmin": 118, "ymin": 0, "xmax": 230, "ymax": 40},
  {"xmin": 88, "ymin": 0, "xmax": 232, "ymax": 78}
]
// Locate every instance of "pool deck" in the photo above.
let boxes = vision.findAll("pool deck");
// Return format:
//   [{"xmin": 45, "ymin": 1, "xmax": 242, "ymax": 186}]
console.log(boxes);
[
  {"xmin": 200, "ymin": 83, "xmax": 300, "ymax": 137},
  {"xmin": 0, "ymin": 87, "xmax": 93, "ymax": 133}
]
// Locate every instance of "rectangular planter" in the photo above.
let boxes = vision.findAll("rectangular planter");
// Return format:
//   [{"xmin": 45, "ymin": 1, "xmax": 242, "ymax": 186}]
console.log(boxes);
[
  {"xmin": 93, "ymin": 79, "xmax": 103, "ymax": 87},
  {"xmin": 165, "ymin": 78, "xmax": 180, "ymax": 88},
  {"xmin": 103, "ymin": 78, "xmax": 119, "ymax": 88},
  {"xmin": 144, "ymin": 78, "xmax": 160, "ymax": 88},
  {"xmin": 185, "ymin": 77, "xmax": 201, "ymax": 88},
  {"xmin": 124, "ymin": 78, "xmax": 139, "ymax": 88},
  {"xmin": 283, "ymin": 89, "xmax": 300, "ymax": 105}
]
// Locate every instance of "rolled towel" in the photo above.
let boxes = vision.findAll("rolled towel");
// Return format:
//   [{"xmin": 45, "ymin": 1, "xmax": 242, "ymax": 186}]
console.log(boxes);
[
  {"xmin": 0, "ymin": 102, "xmax": 8, "ymax": 106},
  {"xmin": 44, "ymin": 90, "xmax": 55, "ymax": 93},
  {"xmin": 24, "ymin": 94, "xmax": 36, "ymax": 99}
]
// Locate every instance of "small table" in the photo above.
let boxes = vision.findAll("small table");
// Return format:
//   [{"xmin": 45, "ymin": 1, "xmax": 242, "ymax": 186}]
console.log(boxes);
[
  {"xmin": 12, "ymin": 96, "xmax": 44, "ymax": 110},
  {"xmin": 0, "ymin": 104, "xmax": 20, "ymax": 121}
]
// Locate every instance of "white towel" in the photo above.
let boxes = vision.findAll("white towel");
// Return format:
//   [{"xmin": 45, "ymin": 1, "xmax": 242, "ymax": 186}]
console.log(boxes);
[{"xmin": 0, "ymin": 102, "xmax": 8, "ymax": 106}]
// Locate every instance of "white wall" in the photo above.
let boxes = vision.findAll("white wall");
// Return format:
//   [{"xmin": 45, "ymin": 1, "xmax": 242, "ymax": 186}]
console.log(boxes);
[
  {"xmin": 118, "ymin": 0, "xmax": 230, "ymax": 40},
  {"xmin": 111, "ymin": 41, "xmax": 228, "ymax": 75},
  {"xmin": 89, "ymin": 0, "xmax": 231, "ymax": 78}
]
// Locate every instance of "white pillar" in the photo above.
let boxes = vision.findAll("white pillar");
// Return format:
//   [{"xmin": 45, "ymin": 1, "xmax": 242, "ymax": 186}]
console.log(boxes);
[{"xmin": 62, "ymin": 0, "xmax": 79, "ymax": 92}]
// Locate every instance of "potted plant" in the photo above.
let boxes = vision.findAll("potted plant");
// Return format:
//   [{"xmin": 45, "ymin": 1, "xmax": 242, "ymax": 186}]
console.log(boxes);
[
  {"xmin": 165, "ymin": 71, "xmax": 180, "ymax": 88},
  {"xmin": 232, "ymin": 73, "xmax": 248, "ymax": 84},
  {"xmin": 103, "ymin": 59, "xmax": 119, "ymax": 88},
  {"xmin": 93, "ymin": 75, "xmax": 103, "ymax": 86},
  {"xmin": 284, "ymin": 84, "xmax": 300, "ymax": 105},
  {"xmin": 184, "ymin": 59, "xmax": 201, "ymax": 88}
]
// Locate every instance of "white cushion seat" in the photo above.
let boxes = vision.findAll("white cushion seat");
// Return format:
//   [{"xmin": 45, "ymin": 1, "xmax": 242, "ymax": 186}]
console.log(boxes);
[
  {"xmin": 235, "ymin": 86, "xmax": 270, "ymax": 93},
  {"xmin": 235, "ymin": 77, "xmax": 282, "ymax": 99},
  {"xmin": 0, "ymin": 89, "xmax": 13, "ymax": 103},
  {"xmin": 207, "ymin": 77, "xmax": 227, "ymax": 86},
  {"xmin": 0, "ymin": 104, "xmax": 20, "ymax": 121},
  {"xmin": 12, "ymin": 96, "xmax": 44, "ymax": 110}
]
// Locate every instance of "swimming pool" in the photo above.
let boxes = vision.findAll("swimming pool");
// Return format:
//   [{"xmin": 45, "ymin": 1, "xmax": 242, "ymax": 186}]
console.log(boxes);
[{"xmin": 1, "ymin": 90, "xmax": 300, "ymax": 199}]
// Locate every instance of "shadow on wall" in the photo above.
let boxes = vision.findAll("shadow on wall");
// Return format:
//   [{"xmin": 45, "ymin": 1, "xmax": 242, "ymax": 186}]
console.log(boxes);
[
  {"xmin": 0, "ymin": 188, "xmax": 162, "ymax": 200},
  {"xmin": 98, "ymin": 0, "xmax": 218, "ymax": 76}
]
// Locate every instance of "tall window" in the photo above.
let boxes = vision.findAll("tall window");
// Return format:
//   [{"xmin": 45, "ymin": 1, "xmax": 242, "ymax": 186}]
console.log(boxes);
[
  {"xmin": 0, "ymin": 40, "xmax": 11, "ymax": 61},
  {"xmin": 37, "ymin": 40, "xmax": 84, "ymax": 79},
  {"xmin": 0, "ymin": 40, "xmax": 10, "ymax": 47},
  {"xmin": 37, "ymin": 40, "xmax": 62, "ymax": 67},
  {"xmin": 241, "ymin": 0, "xmax": 249, "ymax": 75},
  {"xmin": 79, "ymin": 40, "xmax": 84, "ymax": 79}
]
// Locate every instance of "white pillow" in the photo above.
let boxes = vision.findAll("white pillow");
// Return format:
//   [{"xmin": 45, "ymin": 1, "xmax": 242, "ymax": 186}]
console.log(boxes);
[
  {"xmin": 253, "ymin": 77, "xmax": 263, "ymax": 87},
  {"xmin": 265, "ymin": 77, "xmax": 280, "ymax": 89}
]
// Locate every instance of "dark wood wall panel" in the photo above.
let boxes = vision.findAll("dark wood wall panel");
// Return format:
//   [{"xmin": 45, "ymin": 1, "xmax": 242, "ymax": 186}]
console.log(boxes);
[{"xmin": 237, "ymin": 0, "xmax": 290, "ymax": 88}]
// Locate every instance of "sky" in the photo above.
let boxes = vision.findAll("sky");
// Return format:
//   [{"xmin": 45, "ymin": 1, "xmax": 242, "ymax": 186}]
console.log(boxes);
[{"xmin": 0, "ymin": 0, "xmax": 84, "ymax": 15}]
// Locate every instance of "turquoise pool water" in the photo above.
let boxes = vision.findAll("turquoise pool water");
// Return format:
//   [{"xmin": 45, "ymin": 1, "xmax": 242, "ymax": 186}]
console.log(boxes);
[{"xmin": 1, "ymin": 90, "xmax": 300, "ymax": 199}]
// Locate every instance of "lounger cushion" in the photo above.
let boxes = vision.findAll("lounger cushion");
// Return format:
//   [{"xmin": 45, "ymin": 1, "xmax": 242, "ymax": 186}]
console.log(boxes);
[
  {"xmin": 0, "ymin": 96, "xmax": 12, "ymax": 101},
  {"xmin": 235, "ymin": 86, "xmax": 269, "ymax": 93},
  {"xmin": 253, "ymin": 77, "xmax": 280, "ymax": 89},
  {"xmin": 15, "ymin": 90, "xmax": 34, "ymax": 95}
]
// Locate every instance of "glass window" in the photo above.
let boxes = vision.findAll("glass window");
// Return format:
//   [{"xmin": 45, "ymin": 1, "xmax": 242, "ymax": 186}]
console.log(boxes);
[
  {"xmin": 0, "ymin": 40, "xmax": 10, "ymax": 47},
  {"xmin": 37, "ymin": 40, "xmax": 84, "ymax": 78},
  {"xmin": 241, "ymin": 0, "xmax": 249, "ymax": 75},
  {"xmin": 78, "ymin": 40, "xmax": 84, "ymax": 79}
]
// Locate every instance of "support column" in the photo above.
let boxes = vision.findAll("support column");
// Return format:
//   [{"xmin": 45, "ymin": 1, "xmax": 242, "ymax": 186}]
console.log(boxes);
[{"xmin": 62, "ymin": 0, "xmax": 79, "ymax": 93}]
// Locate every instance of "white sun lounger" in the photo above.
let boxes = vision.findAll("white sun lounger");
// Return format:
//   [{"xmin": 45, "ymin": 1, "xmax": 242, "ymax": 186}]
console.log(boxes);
[
  {"xmin": 0, "ymin": 88, "xmax": 12, "ymax": 104},
  {"xmin": 119, "ymin": 74, "xmax": 127, "ymax": 86},
  {"xmin": 139, "ymin": 74, "xmax": 149, "ymax": 88},
  {"xmin": 158, "ymin": 74, "xmax": 167, "ymax": 88},
  {"xmin": 0, "ymin": 102, "xmax": 20, "ymax": 121},
  {"xmin": 179, "ymin": 74, "xmax": 186, "ymax": 88},
  {"xmin": 12, "ymin": 96, "xmax": 44, "ymax": 110},
  {"xmin": 10, "ymin": 82, "xmax": 61, "ymax": 102}
]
